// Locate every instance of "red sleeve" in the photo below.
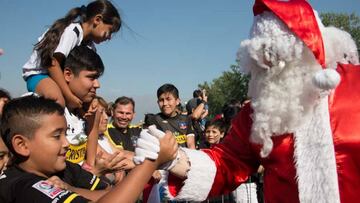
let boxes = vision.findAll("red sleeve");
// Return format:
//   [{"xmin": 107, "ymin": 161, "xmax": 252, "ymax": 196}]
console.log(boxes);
[
  {"xmin": 166, "ymin": 104, "xmax": 261, "ymax": 199},
  {"xmin": 204, "ymin": 103, "xmax": 261, "ymax": 196}
]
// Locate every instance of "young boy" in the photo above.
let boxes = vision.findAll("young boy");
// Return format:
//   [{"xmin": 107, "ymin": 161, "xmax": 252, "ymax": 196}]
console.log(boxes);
[
  {"xmin": 204, "ymin": 119, "xmax": 226, "ymax": 147},
  {"xmin": 0, "ymin": 95, "xmax": 178, "ymax": 203},
  {"xmin": 60, "ymin": 45, "xmax": 103, "ymax": 165},
  {"xmin": 0, "ymin": 95, "xmax": 108, "ymax": 202},
  {"xmin": 145, "ymin": 83, "xmax": 195, "ymax": 149},
  {"xmin": 0, "ymin": 137, "xmax": 9, "ymax": 175}
]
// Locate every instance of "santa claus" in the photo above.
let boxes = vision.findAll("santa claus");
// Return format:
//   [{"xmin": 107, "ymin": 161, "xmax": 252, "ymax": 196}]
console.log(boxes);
[{"xmin": 134, "ymin": 0, "xmax": 360, "ymax": 202}]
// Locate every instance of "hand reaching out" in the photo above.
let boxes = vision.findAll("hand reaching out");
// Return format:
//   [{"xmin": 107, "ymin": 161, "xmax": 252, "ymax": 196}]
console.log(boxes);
[
  {"xmin": 109, "ymin": 151, "xmax": 136, "ymax": 171},
  {"xmin": 134, "ymin": 125, "xmax": 179, "ymax": 170},
  {"xmin": 92, "ymin": 151, "xmax": 135, "ymax": 176}
]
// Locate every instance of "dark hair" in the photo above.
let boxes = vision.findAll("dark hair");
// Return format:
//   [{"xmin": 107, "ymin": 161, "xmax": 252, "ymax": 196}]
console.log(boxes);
[
  {"xmin": 35, "ymin": 0, "xmax": 121, "ymax": 68},
  {"xmin": 193, "ymin": 89, "xmax": 202, "ymax": 98},
  {"xmin": 157, "ymin": 83, "xmax": 179, "ymax": 99},
  {"xmin": 64, "ymin": 45, "xmax": 104, "ymax": 77},
  {"xmin": 205, "ymin": 119, "xmax": 226, "ymax": 134},
  {"xmin": 0, "ymin": 95, "xmax": 64, "ymax": 161},
  {"xmin": 113, "ymin": 96, "xmax": 135, "ymax": 112},
  {"xmin": 222, "ymin": 101, "xmax": 241, "ymax": 124},
  {"xmin": 220, "ymin": 101, "xmax": 242, "ymax": 133},
  {"xmin": 143, "ymin": 113, "xmax": 155, "ymax": 128},
  {"xmin": 0, "ymin": 88, "xmax": 11, "ymax": 100}
]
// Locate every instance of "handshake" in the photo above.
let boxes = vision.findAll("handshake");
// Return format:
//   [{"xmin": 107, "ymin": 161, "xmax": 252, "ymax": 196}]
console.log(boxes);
[{"xmin": 133, "ymin": 125, "xmax": 180, "ymax": 170}]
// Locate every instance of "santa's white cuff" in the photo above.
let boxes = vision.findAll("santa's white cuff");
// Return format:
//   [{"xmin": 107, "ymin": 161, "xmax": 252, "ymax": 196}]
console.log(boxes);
[{"xmin": 163, "ymin": 148, "xmax": 217, "ymax": 201}]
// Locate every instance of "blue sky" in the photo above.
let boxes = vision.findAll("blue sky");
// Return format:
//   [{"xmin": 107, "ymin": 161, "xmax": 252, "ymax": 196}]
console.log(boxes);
[{"xmin": 0, "ymin": 0, "xmax": 359, "ymax": 123}]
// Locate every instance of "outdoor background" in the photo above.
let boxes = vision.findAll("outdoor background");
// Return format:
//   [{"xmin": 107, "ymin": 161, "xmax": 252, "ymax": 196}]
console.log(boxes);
[{"xmin": 1, "ymin": 0, "xmax": 359, "ymax": 123}]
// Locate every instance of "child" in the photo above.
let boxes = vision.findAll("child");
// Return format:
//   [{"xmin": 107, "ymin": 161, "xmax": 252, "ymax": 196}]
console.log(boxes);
[
  {"xmin": 83, "ymin": 96, "xmax": 130, "ymax": 185},
  {"xmin": 0, "ymin": 95, "xmax": 178, "ymax": 203},
  {"xmin": 22, "ymin": 0, "xmax": 121, "ymax": 108},
  {"xmin": 61, "ymin": 45, "xmax": 104, "ymax": 166},
  {"xmin": 0, "ymin": 137, "xmax": 9, "ymax": 175},
  {"xmin": 145, "ymin": 83, "xmax": 196, "ymax": 149},
  {"xmin": 204, "ymin": 119, "xmax": 226, "ymax": 147},
  {"xmin": 0, "ymin": 95, "xmax": 108, "ymax": 202}
]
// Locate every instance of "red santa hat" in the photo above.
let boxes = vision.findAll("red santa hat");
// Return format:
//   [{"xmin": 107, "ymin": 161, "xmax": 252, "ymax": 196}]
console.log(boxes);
[{"xmin": 253, "ymin": 0, "xmax": 340, "ymax": 90}]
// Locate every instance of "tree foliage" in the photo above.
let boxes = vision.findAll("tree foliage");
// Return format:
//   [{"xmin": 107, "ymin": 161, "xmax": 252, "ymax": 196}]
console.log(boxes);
[
  {"xmin": 198, "ymin": 64, "xmax": 249, "ymax": 118},
  {"xmin": 320, "ymin": 12, "xmax": 360, "ymax": 52}
]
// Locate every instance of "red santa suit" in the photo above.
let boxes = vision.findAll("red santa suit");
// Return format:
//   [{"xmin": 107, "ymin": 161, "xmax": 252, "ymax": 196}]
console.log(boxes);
[
  {"xmin": 163, "ymin": 63, "xmax": 360, "ymax": 203},
  {"xmin": 161, "ymin": 1, "xmax": 360, "ymax": 202}
]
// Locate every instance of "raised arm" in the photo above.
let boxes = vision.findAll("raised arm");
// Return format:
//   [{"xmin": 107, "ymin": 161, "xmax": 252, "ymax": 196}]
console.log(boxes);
[
  {"xmin": 84, "ymin": 99, "xmax": 101, "ymax": 169},
  {"xmin": 97, "ymin": 131, "xmax": 178, "ymax": 203}
]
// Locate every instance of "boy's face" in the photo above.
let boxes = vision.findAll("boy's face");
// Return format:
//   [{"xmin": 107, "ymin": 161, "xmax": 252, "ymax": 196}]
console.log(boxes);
[
  {"xmin": 65, "ymin": 69, "xmax": 100, "ymax": 104},
  {"xmin": 157, "ymin": 92, "xmax": 180, "ymax": 117},
  {"xmin": 205, "ymin": 126, "xmax": 224, "ymax": 144},
  {"xmin": 25, "ymin": 113, "xmax": 69, "ymax": 176},
  {"xmin": 0, "ymin": 137, "xmax": 9, "ymax": 173}
]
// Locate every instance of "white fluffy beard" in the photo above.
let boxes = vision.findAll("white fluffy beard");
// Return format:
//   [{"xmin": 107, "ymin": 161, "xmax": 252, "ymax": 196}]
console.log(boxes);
[
  {"xmin": 238, "ymin": 12, "xmax": 323, "ymax": 157},
  {"xmin": 249, "ymin": 60, "xmax": 321, "ymax": 157}
]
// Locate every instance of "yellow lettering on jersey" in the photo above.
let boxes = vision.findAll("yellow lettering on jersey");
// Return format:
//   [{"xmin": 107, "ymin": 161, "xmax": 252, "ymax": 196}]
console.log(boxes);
[
  {"xmin": 66, "ymin": 142, "xmax": 87, "ymax": 164},
  {"xmin": 175, "ymin": 134, "xmax": 187, "ymax": 144}
]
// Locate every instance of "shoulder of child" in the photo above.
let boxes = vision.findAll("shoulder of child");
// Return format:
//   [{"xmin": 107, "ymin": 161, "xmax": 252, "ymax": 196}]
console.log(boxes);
[{"xmin": 0, "ymin": 166, "xmax": 89, "ymax": 203}]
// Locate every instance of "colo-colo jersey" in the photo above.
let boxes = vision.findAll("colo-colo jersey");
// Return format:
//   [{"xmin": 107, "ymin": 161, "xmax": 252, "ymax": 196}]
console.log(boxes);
[
  {"xmin": 0, "ymin": 161, "xmax": 107, "ymax": 203},
  {"xmin": 146, "ymin": 113, "xmax": 194, "ymax": 147},
  {"xmin": 104, "ymin": 123, "xmax": 141, "ymax": 152},
  {"xmin": 64, "ymin": 108, "xmax": 88, "ymax": 164}
]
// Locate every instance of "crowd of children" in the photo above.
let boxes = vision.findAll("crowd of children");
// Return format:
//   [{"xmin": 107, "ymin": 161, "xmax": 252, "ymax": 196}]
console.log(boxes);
[
  {"xmin": 0, "ymin": 1, "xmax": 178, "ymax": 202},
  {"xmin": 0, "ymin": 0, "xmax": 263, "ymax": 202}
]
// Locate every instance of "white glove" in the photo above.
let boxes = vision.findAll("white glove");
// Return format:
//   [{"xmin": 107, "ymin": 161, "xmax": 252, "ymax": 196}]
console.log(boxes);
[
  {"xmin": 133, "ymin": 129, "xmax": 160, "ymax": 164},
  {"xmin": 148, "ymin": 125, "xmax": 180, "ymax": 170},
  {"xmin": 148, "ymin": 125, "xmax": 165, "ymax": 138}
]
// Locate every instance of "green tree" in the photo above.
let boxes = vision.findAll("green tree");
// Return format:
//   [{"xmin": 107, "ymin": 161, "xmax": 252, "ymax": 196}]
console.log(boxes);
[
  {"xmin": 198, "ymin": 63, "xmax": 249, "ymax": 118},
  {"xmin": 320, "ymin": 12, "xmax": 360, "ymax": 53}
]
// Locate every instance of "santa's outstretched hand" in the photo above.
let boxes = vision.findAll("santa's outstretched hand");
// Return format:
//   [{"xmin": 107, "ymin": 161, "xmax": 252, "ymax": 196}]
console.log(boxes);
[{"xmin": 134, "ymin": 125, "xmax": 180, "ymax": 170}]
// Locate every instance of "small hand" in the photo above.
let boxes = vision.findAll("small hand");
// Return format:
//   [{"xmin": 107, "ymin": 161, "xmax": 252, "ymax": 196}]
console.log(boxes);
[
  {"xmin": 46, "ymin": 176, "xmax": 72, "ymax": 191},
  {"xmin": 113, "ymin": 156, "xmax": 136, "ymax": 171},
  {"xmin": 83, "ymin": 99, "xmax": 103, "ymax": 131},
  {"xmin": 91, "ymin": 151, "xmax": 109, "ymax": 176},
  {"xmin": 105, "ymin": 151, "xmax": 129, "ymax": 171},
  {"xmin": 152, "ymin": 170, "xmax": 162, "ymax": 183},
  {"xmin": 65, "ymin": 92, "xmax": 83, "ymax": 109}
]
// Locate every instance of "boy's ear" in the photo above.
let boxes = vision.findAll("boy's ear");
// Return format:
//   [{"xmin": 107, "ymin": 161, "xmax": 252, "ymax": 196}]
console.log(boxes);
[
  {"xmin": 93, "ymin": 14, "xmax": 103, "ymax": 26},
  {"xmin": 63, "ymin": 67, "xmax": 74, "ymax": 82},
  {"xmin": 176, "ymin": 98, "xmax": 180, "ymax": 106},
  {"xmin": 220, "ymin": 132, "xmax": 225, "ymax": 138},
  {"xmin": 12, "ymin": 134, "xmax": 30, "ymax": 157}
]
